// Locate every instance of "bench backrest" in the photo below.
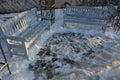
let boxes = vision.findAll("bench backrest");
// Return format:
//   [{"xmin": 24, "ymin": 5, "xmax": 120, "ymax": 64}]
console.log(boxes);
[
  {"xmin": 66, "ymin": 6, "xmax": 110, "ymax": 20},
  {"xmin": 1, "ymin": 8, "xmax": 38, "ymax": 36}
]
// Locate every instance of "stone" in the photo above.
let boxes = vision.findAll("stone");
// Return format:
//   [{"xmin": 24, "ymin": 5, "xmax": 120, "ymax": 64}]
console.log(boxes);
[
  {"xmin": 83, "ymin": 48, "xmax": 95, "ymax": 56},
  {"xmin": 63, "ymin": 58, "xmax": 75, "ymax": 64},
  {"xmin": 52, "ymin": 57, "xmax": 58, "ymax": 62},
  {"xmin": 41, "ymin": 62, "xmax": 47, "ymax": 67},
  {"xmin": 46, "ymin": 70, "xmax": 54, "ymax": 79},
  {"xmin": 29, "ymin": 64, "xmax": 34, "ymax": 70}
]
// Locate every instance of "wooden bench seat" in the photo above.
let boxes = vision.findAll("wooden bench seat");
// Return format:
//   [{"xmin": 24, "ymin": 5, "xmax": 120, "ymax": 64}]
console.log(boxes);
[
  {"xmin": 0, "ymin": 8, "xmax": 50, "ymax": 58},
  {"xmin": 63, "ymin": 5, "xmax": 111, "ymax": 28}
]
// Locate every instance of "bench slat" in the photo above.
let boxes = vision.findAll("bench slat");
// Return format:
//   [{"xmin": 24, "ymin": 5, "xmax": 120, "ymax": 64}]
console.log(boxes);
[
  {"xmin": 64, "ymin": 19, "xmax": 106, "ymax": 26},
  {"xmin": 22, "ymin": 22, "xmax": 44, "ymax": 41},
  {"xmin": 64, "ymin": 5, "xmax": 110, "ymax": 27},
  {"xmin": 66, "ymin": 9, "xmax": 108, "ymax": 19}
]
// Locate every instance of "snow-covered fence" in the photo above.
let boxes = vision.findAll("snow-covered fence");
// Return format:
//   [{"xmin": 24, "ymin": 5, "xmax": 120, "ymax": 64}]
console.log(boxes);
[
  {"xmin": 107, "ymin": 4, "xmax": 120, "ymax": 33},
  {"xmin": 110, "ymin": 13, "xmax": 120, "ymax": 33},
  {"xmin": 0, "ymin": 8, "xmax": 50, "ymax": 58},
  {"xmin": 63, "ymin": 5, "xmax": 111, "ymax": 29}
]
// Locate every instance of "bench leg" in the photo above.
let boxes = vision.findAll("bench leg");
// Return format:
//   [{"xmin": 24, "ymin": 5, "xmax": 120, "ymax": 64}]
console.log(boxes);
[
  {"xmin": 62, "ymin": 21, "xmax": 66, "ymax": 28},
  {"xmin": 22, "ymin": 42, "xmax": 28, "ymax": 59},
  {"xmin": 101, "ymin": 26, "xmax": 106, "ymax": 33},
  {"xmin": 6, "ymin": 40, "xmax": 28, "ymax": 59},
  {"xmin": 1, "ymin": 39, "xmax": 13, "ymax": 57}
]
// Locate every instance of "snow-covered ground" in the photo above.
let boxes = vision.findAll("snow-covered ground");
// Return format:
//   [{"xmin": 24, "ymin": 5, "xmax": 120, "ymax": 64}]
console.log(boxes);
[{"xmin": 0, "ymin": 9, "xmax": 120, "ymax": 80}]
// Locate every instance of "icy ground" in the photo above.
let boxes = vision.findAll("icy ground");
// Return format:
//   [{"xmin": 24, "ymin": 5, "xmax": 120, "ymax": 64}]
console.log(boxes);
[{"xmin": 0, "ymin": 9, "xmax": 120, "ymax": 80}]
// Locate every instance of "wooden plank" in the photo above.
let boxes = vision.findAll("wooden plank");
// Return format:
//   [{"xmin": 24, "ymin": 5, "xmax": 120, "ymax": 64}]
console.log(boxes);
[
  {"xmin": 5, "ymin": 36, "xmax": 25, "ymax": 41},
  {"xmin": 66, "ymin": 10, "xmax": 107, "ymax": 19},
  {"xmin": 0, "ymin": 62, "xmax": 5, "ymax": 65},
  {"xmin": 0, "ymin": 63, "xmax": 8, "ymax": 72},
  {"xmin": 23, "ymin": 22, "xmax": 43, "ymax": 41},
  {"xmin": 64, "ymin": 17, "xmax": 106, "ymax": 25}
]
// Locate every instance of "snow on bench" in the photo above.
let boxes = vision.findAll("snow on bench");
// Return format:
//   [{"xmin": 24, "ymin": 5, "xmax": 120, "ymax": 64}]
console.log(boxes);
[
  {"xmin": 63, "ymin": 5, "xmax": 111, "ymax": 28},
  {"xmin": 0, "ymin": 8, "xmax": 50, "ymax": 58}
]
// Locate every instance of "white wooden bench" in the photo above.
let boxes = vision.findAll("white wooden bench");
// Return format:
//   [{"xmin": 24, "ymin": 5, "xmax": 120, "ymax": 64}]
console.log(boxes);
[
  {"xmin": 63, "ymin": 5, "xmax": 111, "ymax": 29},
  {"xmin": 0, "ymin": 8, "xmax": 50, "ymax": 58}
]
